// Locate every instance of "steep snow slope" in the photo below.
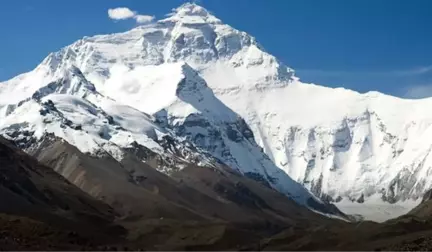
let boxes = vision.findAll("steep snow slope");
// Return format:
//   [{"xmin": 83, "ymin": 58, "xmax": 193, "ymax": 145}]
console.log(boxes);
[
  {"xmin": 0, "ymin": 66, "xmax": 215, "ymax": 174},
  {"xmin": 0, "ymin": 58, "xmax": 325, "ymax": 209},
  {"xmin": 1, "ymin": 2, "xmax": 430, "ymax": 216}
]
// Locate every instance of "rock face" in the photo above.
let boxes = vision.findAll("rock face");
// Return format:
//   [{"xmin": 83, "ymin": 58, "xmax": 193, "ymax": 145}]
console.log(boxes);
[
  {"xmin": 2, "ymin": 2, "xmax": 432, "ymax": 212},
  {"xmin": 0, "ymin": 136, "xmax": 115, "ymax": 219},
  {"xmin": 5, "ymin": 133, "xmax": 344, "ymax": 225}
]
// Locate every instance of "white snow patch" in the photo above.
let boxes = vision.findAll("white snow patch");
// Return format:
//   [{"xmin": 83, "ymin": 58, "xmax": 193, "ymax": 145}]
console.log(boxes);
[
  {"xmin": 336, "ymin": 197, "xmax": 421, "ymax": 222},
  {"xmin": 103, "ymin": 63, "xmax": 188, "ymax": 115}
]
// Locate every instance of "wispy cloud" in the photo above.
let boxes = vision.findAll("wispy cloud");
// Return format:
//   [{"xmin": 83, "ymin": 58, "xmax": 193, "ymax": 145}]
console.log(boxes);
[
  {"xmin": 401, "ymin": 67, "xmax": 432, "ymax": 99},
  {"xmin": 296, "ymin": 66, "xmax": 432, "ymax": 78},
  {"xmin": 108, "ymin": 7, "xmax": 154, "ymax": 24},
  {"xmin": 296, "ymin": 65, "xmax": 432, "ymax": 99},
  {"xmin": 402, "ymin": 84, "xmax": 432, "ymax": 99},
  {"xmin": 134, "ymin": 15, "xmax": 155, "ymax": 24},
  {"xmin": 394, "ymin": 66, "xmax": 432, "ymax": 76}
]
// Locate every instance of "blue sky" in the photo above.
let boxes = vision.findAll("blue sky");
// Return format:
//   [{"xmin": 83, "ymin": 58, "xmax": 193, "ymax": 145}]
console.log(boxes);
[{"xmin": 1, "ymin": 0, "xmax": 432, "ymax": 98}]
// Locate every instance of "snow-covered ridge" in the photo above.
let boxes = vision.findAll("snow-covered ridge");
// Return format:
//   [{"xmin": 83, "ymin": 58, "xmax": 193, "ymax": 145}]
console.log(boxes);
[
  {"xmin": 1, "ymin": 2, "xmax": 431, "ymax": 218},
  {"xmin": 0, "ymin": 65, "xmax": 214, "ymax": 173}
]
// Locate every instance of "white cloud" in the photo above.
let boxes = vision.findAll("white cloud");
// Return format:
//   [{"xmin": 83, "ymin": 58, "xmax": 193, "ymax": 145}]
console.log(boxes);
[
  {"xmin": 108, "ymin": 7, "xmax": 136, "ymax": 20},
  {"xmin": 108, "ymin": 7, "xmax": 154, "ymax": 24},
  {"xmin": 134, "ymin": 15, "xmax": 155, "ymax": 24},
  {"xmin": 403, "ymin": 84, "xmax": 432, "ymax": 99}
]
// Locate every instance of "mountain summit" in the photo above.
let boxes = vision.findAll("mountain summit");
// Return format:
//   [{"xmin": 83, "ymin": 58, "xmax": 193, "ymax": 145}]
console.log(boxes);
[
  {"xmin": 161, "ymin": 2, "xmax": 223, "ymax": 24},
  {"xmin": 1, "ymin": 3, "xmax": 430, "ymax": 220}
]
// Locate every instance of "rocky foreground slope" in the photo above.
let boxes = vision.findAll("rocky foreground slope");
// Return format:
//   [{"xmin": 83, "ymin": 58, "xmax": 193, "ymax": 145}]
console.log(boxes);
[
  {"xmin": 0, "ymin": 135, "xmax": 341, "ymax": 250},
  {"xmin": 5, "ymin": 133, "xmax": 432, "ymax": 251}
]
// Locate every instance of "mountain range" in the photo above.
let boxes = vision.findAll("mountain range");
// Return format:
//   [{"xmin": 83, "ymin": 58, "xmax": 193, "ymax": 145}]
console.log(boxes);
[
  {"xmin": 0, "ymin": 2, "xmax": 338, "ymax": 215},
  {"xmin": 2, "ymin": 2, "xmax": 432, "ymax": 250}
]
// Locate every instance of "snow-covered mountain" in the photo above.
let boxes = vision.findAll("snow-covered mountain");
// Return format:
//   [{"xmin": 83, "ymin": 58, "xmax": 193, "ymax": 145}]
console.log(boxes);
[{"xmin": 1, "ymin": 3, "xmax": 430, "ymax": 216}]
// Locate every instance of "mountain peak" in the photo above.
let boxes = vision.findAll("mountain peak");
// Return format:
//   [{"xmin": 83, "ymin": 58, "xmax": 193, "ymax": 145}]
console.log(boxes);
[
  {"xmin": 4, "ymin": 1, "xmax": 410, "ymax": 220},
  {"xmin": 161, "ymin": 2, "xmax": 222, "ymax": 24},
  {"xmin": 175, "ymin": 2, "xmax": 211, "ymax": 15}
]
